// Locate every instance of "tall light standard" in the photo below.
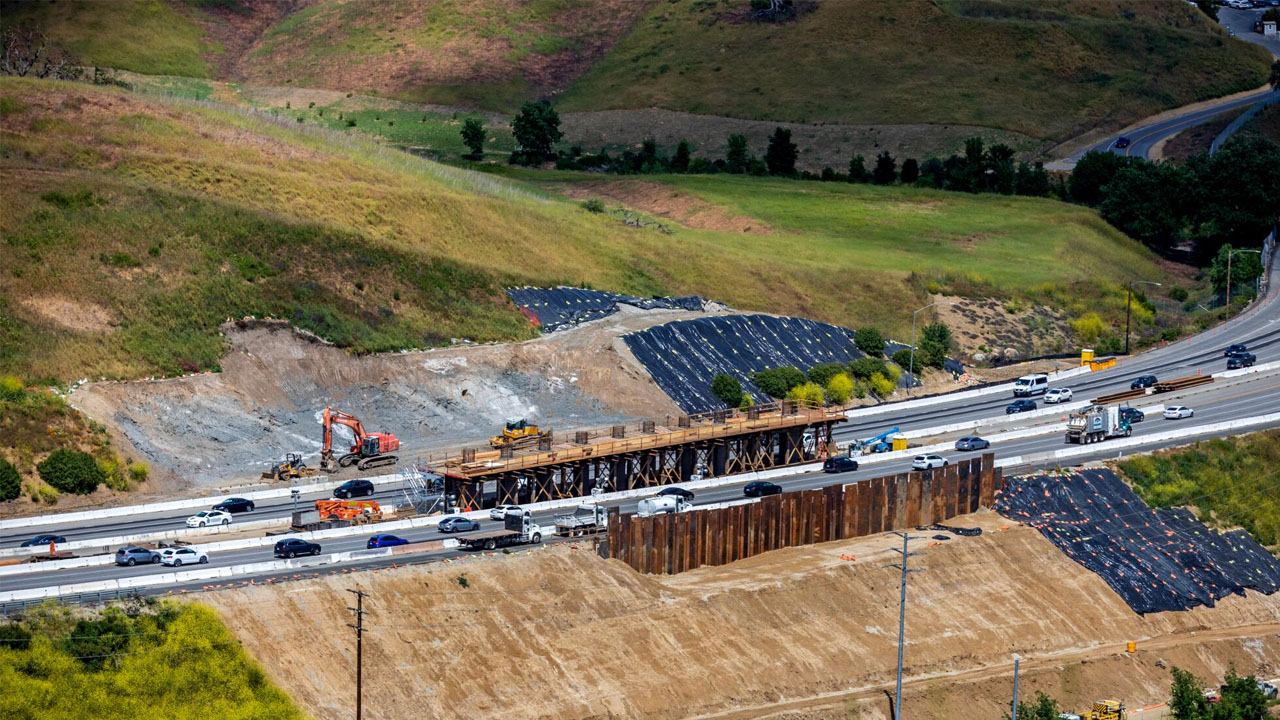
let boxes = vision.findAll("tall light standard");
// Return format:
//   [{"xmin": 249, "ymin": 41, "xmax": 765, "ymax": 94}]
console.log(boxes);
[
  {"xmin": 1124, "ymin": 280, "xmax": 1162, "ymax": 355},
  {"xmin": 906, "ymin": 301, "xmax": 958, "ymax": 395},
  {"xmin": 1225, "ymin": 247, "xmax": 1261, "ymax": 308}
]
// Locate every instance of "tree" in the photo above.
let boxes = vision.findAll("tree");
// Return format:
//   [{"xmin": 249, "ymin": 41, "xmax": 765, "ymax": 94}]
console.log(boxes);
[
  {"xmin": 986, "ymin": 143, "xmax": 1016, "ymax": 194},
  {"xmin": 2, "ymin": 24, "xmax": 76, "ymax": 79},
  {"xmin": 872, "ymin": 151, "xmax": 897, "ymax": 185},
  {"xmin": 1208, "ymin": 243, "xmax": 1264, "ymax": 295},
  {"xmin": 0, "ymin": 458, "xmax": 19, "ymax": 502},
  {"xmin": 847, "ymin": 154, "xmax": 870, "ymax": 183},
  {"xmin": 807, "ymin": 363, "xmax": 846, "ymax": 388},
  {"xmin": 826, "ymin": 373, "xmax": 854, "ymax": 404},
  {"xmin": 900, "ymin": 158, "xmax": 919, "ymax": 185},
  {"xmin": 849, "ymin": 356, "xmax": 889, "ymax": 380},
  {"xmin": 1015, "ymin": 161, "xmax": 1051, "ymax": 197},
  {"xmin": 764, "ymin": 127, "xmax": 798, "ymax": 176},
  {"xmin": 1217, "ymin": 669, "xmax": 1268, "ymax": 718},
  {"xmin": 511, "ymin": 101, "xmax": 563, "ymax": 165},
  {"xmin": 1099, "ymin": 161, "xmax": 1189, "ymax": 252},
  {"xmin": 1169, "ymin": 666, "xmax": 1209, "ymax": 720},
  {"xmin": 1189, "ymin": 135, "xmax": 1280, "ymax": 260},
  {"xmin": 786, "ymin": 381, "xmax": 826, "ymax": 406},
  {"xmin": 891, "ymin": 348, "xmax": 919, "ymax": 374},
  {"xmin": 1068, "ymin": 150, "xmax": 1127, "ymax": 206},
  {"xmin": 919, "ymin": 322, "xmax": 953, "ymax": 369},
  {"xmin": 37, "ymin": 449, "xmax": 104, "ymax": 495},
  {"xmin": 752, "ymin": 366, "xmax": 806, "ymax": 398},
  {"xmin": 460, "ymin": 118, "xmax": 487, "ymax": 159},
  {"xmin": 1004, "ymin": 691, "xmax": 1061, "ymax": 720},
  {"xmin": 672, "ymin": 139, "xmax": 692, "ymax": 173},
  {"xmin": 917, "ymin": 157, "xmax": 946, "ymax": 188},
  {"xmin": 710, "ymin": 373, "xmax": 744, "ymax": 408},
  {"xmin": 726, "ymin": 134, "xmax": 751, "ymax": 174},
  {"xmin": 1194, "ymin": 0, "xmax": 1217, "ymax": 21},
  {"xmin": 854, "ymin": 327, "xmax": 886, "ymax": 357}
]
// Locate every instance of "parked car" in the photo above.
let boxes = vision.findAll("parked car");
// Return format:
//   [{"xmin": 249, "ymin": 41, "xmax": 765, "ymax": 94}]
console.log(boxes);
[
  {"xmin": 1044, "ymin": 388, "xmax": 1073, "ymax": 404},
  {"xmin": 743, "ymin": 481, "xmax": 782, "ymax": 497},
  {"xmin": 489, "ymin": 504, "xmax": 522, "ymax": 521},
  {"xmin": 438, "ymin": 516, "xmax": 481, "ymax": 533},
  {"xmin": 185, "ymin": 509, "xmax": 232, "ymax": 528},
  {"xmin": 657, "ymin": 486, "xmax": 696, "ymax": 500},
  {"xmin": 1226, "ymin": 352, "xmax": 1255, "ymax": 369},
  {"xmin": 1224, "ymin": 343, "xmax": 1248, "ymax": 357},
  {"xmin": 954, "ymin": 436, "xmax": 990, "ymax": 451},
  {"xmin": 158, "ymin": 547, "xmax": 208, "ymax": 567},
  {"xmin": 19, "ymin": 534, "xmax": 67, "ymax": 547},
  {"xmin": 1006, "ymin": 399, "xmax": 1037, "ymax": 414},
  {"xmin": 1130, "ymin": 375, "xmax": 1158, "ymax": 390},
  {"xmin": 333, "ymin": 479, "xmax": 375, "ymax": 499},
  {"xmin": 1257, "ymin": 680, "xmax": 1278, "ymax": 699},
  {"xmin": 274, "ymin": 538, "xmax": 321, "ymax": 558},
  {"xmin": 823, "ymin": 456, "xmax": 860, "ymax": 473},
  {"xmin": 211, "ymin": 497, "xmax": 255, "ymax": 513},
  {"xmin": 1164, "ymin": 405, "xmax": 1194, "ymax": 419},
  {"xmin": 114, "ymin": 546, "xmax": 161, "ymax": 566},
  {"xmin": 367, "ymin": 534, "xmax": 409, "ymax": 548},
  {"xmin": 1114, "ymin": 136, "xmax": 1131, "ymax": 149},
  {"xmin": 911, "ymin": 454, "xmax": 948, "ymax": 471},
  {"xmin": 1120, "ymin": 407, "xmax": 1145, "ymax": 424}
]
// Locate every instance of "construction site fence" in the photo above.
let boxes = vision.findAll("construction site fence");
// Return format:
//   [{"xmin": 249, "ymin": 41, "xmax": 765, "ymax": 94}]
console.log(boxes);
[{"xmin": 607, "ymin": 453, "xmax": 1002, "ymax": 575}]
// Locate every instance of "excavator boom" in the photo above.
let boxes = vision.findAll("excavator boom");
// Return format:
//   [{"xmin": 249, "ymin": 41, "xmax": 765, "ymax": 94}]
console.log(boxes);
[{"xmin": 320, "ymin": 408, "xmax": 399, "ymax": 473}]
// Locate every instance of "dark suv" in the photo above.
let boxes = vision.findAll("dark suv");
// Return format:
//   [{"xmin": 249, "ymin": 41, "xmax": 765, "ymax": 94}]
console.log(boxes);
[
  {"xmin": 333, "ymin": 479, "xmax": 375, "ymax": 499},
  {"xmin": 274, "ymin": 538, "xmax": 321, "ymax": 558},
  {"xmin": 1119, "ymin": 406, "xmax": 1145, "ymax": 424},
  {"xmin": 1130, "ymin": 375, "xmax": 1158, "ymax": 390},
  {"xmin": 1224, "ymin": 343, "xmax": 1248, "ymax": 357},
  {"xmin": 823, "ymin": 456, "xmax": 860, "ymax": 474},
  {"xmin": 1226, "ymin": 352, "xmax": 1255, "ymax": 370},
  {"xmin": 1005, "ymin": 399, "xmax": 1037, "ymax": 414}
]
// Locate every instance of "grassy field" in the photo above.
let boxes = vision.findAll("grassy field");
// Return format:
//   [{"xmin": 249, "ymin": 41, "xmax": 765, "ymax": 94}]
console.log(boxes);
[
  {"xmin": 558, "ymin": 0, "xmax": 1273, "ymax": 140},
  {"xmin": 1241, "ymin": 102, "xmax": 1280, "ymax": 147},
  {"xmin": 0, "ymin": 0, "xmax": 218, "ymax": 78},
  {"xmin": 1117, "ymin": 429, "xmax": 1280, "ymax": 550},
  {"xmin": 0, "ymin": 601, "xmax": 306, "ymax": 719},
  {"xmin": 1, "ymin": 77, "xmax": 1174, "ymax": 384}
]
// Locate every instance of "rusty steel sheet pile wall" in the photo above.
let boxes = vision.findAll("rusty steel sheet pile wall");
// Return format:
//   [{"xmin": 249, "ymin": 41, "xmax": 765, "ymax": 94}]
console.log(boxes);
[{"xmin": 608, "ymin": 453, "xmax": 1001, "ymax": 574}]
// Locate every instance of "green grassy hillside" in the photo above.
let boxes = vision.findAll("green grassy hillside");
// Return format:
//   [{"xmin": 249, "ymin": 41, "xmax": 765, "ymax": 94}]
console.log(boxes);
[
  {"xmin": 558, "ymin": 0, "xmax": 1273, "ymax": 139},
  {"xmin": 1, "ymin": 77, "xmax": 1171, "ymax": 383}
]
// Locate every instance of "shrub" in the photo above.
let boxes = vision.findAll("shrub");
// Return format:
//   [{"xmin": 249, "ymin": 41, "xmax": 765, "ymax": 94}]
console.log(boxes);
[
  {"xmin": 0, "ymin": 458, "xmax": 20, "ymax": 502},
  {"xmin": 581, "ymin": 198, "xmax": 605, "ymax": 214},
  {"xmin": 807, "ymin": 363, "xmax": 846, "ymax": 387},
  {"xmin": 919, "ymin": 322, "xmax": 953, "ymax": 369},
  {"xmin": 1070, "ymin": 312, "xmax": 1107, "ymax": 343},
  {"xmin": 853, "ymin": 327, "xmax": 885, "ymax": 357},
  {"xmin": 129, "ymin": 462, "xmax": 150, "ymax": 483},
  {"xmin": 852, "ymin": 379, "xmax": 869, "ymax": 399},
  {"xmin": 786, "ymin": 381, "xmax": 826, "ymax": 406},
  {"xmin": 37, "ymin": 449, "xmax": 104, "ymax": 495},
  {"xmin": 33, "ymin": 482, "xmax": 58, "ymax": 505},
  {"xmin": 1168, "ymin": 287, "xmax": 1188, "ymax": 302},
  {"xmin": 752, "ymin": 366, "xmax": 806, "ymax": 398},
  {"xmin": 0, "ymin": 374, "xmax": 23, "ymax": 401},
  {"xmin": 884, "ymin": 363, "xmax": 902, "ymax": 383},
  {"xmin": 739, "ymin": 394, "xmax": 754, "ymax": 410},
  {"xmin": 826, "ymin": 373, "xmax": 854, "ymax": 404},
  {"xmin": 891, "ymin": 348, "xmax": 919, "ymax": 374},
  {"xmin": 710, "ymin": 373, "xmax": 744, "ymax": 407},
  {"xmin": 849, "ymin": 356, "xmax": 888, "ymax": 381},
  {"xmin": 98, "ymin": 456, "xmax": 130, "ymax": 492},
  {"xmin": 345, "ymin": 118, "xmax": 357, "ymax": 127},
  {"xmin": 869, "ymin": 373, "xmax": 896, "ymax": 398}
]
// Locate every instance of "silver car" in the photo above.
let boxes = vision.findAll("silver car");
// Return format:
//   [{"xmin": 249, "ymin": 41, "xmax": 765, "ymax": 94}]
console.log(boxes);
[{"xmin": 115, "ymin": 546, "xmax": 161, "ymax": 566}]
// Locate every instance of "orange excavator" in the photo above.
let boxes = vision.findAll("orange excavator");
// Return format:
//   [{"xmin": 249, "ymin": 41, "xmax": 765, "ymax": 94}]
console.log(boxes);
[{"xmin": 320, "ymin": 407, "xmax": 400, "ymax": 473}]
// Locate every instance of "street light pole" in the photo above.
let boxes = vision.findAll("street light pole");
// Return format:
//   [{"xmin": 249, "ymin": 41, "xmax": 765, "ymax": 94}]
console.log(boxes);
[
  {"xmin": 887, "ymin": 531, "xmax": 925, "ymax": 720},
  {"xmin": 906, "ymin": 301, "xmax": 958, "ymax": 395},
  {"xmin": 1225, "ymin": 248, "xmax": 1261, "ymax": 308},
  {"xmin": 1124, "ymin": 280, "xmax": 1162, "ymax": 355}
]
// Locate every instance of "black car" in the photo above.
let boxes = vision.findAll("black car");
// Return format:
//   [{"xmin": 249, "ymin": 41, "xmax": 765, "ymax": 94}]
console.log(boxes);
[
  {"xmin": 657, "ymin": 486, "xmax": 696, "ymax": 500},
  {"xmin": 115, "ymin": 546, "xmax": 161, "ymax": 566},
  {"xmin": 823, "ymin": 456, "xmax": 860, "ymax": 474},
  {"xmin": 1226, "ymin": 352, "xmax": 1255, "ymax": 370},
  {"xmin": 333, "ymin": 479, "xmax": 375, "ymax": 499},
  {"xmin": 1005, "ymin": 399, "xmax": 1037, "ymax": 414},
  {"xmin": 20, "ymin": 534, "xmax": 67, "ymax": 547},
  {"xmin": 1224, "ymin": 343, "xmax": 1248, "ymax": 357},
  {"xmin": 274, "ymin": 538, "xmax": 321, "ymax": 558},
  {"xmin": 1114, "ymin": 136, "xmax": 1131, "ymax": 149},
  {"xmin": 743, "ymin": 481, "xmax": 782, "ymax": 497},
  {"xmin": 954, "ymin": 436, "xmax": 990, "ymax": 451},
  {"xmin": 1130, "ymin": 375, "xmax": 1158, "ymax": 390},
  {"xmin": 212, "ymin": 497, "xmax": 255, "ymax": 513},
  {"xmin": 1119, "ymin": 406, "xmax": 1145, "ymax": 424}
]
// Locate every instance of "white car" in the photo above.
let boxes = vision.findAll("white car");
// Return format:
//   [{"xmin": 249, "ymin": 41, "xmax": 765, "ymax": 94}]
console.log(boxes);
[
  {"xmin": 489, "ymin": 505, "xmax": 521, "ymax": 521},
  {"xmin": 158, "ymin": 547, "xmax": 209, "ymax": 567},
  {"xmin": 1044, "ymin": 388, "xmax": 1073, "ymax": 404},
  {"xmin": 911, "ymin": 454, "xmax": 948, "ymax": 471},
  {"xmin": 185, "ymin": 509, "xmax": 232, "ymax": 528},
  {"xmin": 1164, "ymin": 406, "xmax": 1194, "ymax": 420}
]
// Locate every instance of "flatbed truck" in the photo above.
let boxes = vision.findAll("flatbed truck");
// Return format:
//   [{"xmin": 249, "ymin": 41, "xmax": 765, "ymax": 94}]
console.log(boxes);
[{"xmin": 457, "ymin": 510, "xmax": 545, "ymax": 550}]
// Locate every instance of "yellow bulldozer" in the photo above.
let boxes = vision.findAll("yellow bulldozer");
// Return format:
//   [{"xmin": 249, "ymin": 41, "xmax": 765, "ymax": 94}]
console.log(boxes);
[
  {"xmin": 1079, "ymin": 700, "xmax": 1126, "ymax": 720},
  {"xmin": 261, "ymin": 453, "xmax": 318, "ymax": 482},
  {"xmin": 489, "ymin": 418, "xmax": 549, "ymax": 450}
]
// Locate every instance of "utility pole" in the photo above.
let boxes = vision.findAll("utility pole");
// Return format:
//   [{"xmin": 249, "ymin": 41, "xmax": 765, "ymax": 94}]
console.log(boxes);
[
  {"xmin": 1011, "ymin": 654, "xmax": 1021, "ymax": 720},
  {"xmin": 347, "ymin": 588, "xmax": 371, "ymax": 720},
  {"xmin": 887, "ymin": 531, "xmax": 925, "ymax": 720}
]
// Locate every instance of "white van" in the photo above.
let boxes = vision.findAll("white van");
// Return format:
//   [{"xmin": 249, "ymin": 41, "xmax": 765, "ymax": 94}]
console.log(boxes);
[{"xmin": 1012, "ymin": 373, "xmax": 1048, "ymax": 397}]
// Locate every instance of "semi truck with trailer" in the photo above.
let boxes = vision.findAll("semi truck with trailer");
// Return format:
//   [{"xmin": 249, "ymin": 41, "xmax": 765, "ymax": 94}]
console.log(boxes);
[{"xmin": 1065, "ymin": 405, "xmax": 1132, "ymax": 444}]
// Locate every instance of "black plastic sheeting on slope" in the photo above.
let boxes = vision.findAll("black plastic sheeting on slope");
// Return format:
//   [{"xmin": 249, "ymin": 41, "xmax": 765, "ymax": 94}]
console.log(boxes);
[
  {"xmin": 506, "ymin": 287, "xmax": 707, "ymax": 332},
  {"xmin": 622, "ymin": 314, "xmax": 866, "ymax": 413},
  {"xmin": 994, "ymin": 468, "xmax": 1280, "ymax": 614}
]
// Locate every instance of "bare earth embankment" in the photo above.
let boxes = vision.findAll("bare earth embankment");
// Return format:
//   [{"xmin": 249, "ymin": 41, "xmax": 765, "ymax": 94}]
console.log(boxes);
[{"xmin": 203, "ymin": 512, "xmax": 1280, "ymax": 720}]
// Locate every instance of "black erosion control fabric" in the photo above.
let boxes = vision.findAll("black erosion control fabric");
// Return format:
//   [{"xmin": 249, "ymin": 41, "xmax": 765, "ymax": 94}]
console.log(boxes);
[
  {"xmin": 994, "ymin": 468, "xmax": 1280, "ymax": 614},
  {"xmin": 622, "ymin": 314, "xmax": 866, "ymax": 413},
  {"xmin": 506, "ymin": 287, "xmax": 707, "ymax": 332}
]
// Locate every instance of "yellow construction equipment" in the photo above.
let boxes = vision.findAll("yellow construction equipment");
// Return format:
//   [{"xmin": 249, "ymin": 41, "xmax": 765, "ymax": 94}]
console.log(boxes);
[
  {"xmin": 261, "ymin": 453, "xmax": 318, "ymax": 481},
  {"xmin": 489, "ymin": 418, "xmax": 550, "ymax": 450},
  {"xmin": 1084, "ymin": 699, "xmax": 1127, "ymax": 720}
]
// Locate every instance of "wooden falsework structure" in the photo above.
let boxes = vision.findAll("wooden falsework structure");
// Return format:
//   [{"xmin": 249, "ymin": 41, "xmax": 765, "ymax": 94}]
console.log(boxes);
[
  {"xmin": 426, "ymin": 400, "xmax": 846, "ymax": 510},
  {"xmin": 607, "ymin": 453, "xmax": 1003, "ymax": 575}
]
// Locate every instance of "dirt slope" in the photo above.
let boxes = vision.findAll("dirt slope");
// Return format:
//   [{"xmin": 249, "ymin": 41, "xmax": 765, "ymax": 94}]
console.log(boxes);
[{"xmin": 203, "ymin": 512, "xmax": 1280, "ymax": 720}]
